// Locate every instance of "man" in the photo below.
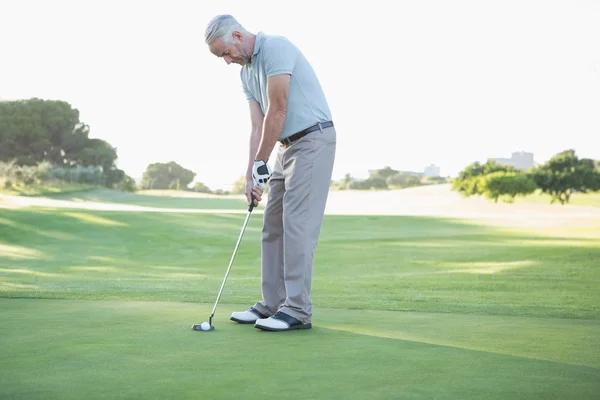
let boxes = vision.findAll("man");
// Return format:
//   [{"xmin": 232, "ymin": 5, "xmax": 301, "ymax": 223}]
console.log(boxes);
[{"xmin": 204, "ymin": 15, "xmax": 336, "ymax": 332}]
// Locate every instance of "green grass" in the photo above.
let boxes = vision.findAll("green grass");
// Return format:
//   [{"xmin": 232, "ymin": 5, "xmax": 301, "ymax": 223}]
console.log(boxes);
[
  {"xmin": 0, "ymin": 182, "xmax": 98, "ymax": 196},
  {"xmin": 1, "ymin": 300, "xmax": 598, "ymax": 400},
  {"xmin": 46, "ymin": 188, "xmax": 248, "ymax": 209},
  {"xmin": 1, "ymin": 209, "xmax": 598, "ymax": 319},
  {"xmin": 1, "ymin": 194, "xmax": 599, "ymax": 399},
  {"xmin": 510, "ymin": 189, "xmax": 600, "ymax": 207}
]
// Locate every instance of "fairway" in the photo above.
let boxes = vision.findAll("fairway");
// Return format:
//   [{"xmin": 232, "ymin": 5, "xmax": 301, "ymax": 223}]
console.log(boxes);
[{"xmin": 1, "ymin": 188, "xmax": 599, "ymax": 399}]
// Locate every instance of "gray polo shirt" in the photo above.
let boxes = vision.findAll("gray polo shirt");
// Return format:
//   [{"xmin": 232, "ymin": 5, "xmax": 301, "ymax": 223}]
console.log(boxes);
[{"xmin": 240, "ymin": 32, "xmax": 332, "ymax": 140}]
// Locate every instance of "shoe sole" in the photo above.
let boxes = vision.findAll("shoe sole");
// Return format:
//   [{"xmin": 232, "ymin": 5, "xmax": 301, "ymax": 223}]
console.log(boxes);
[
  {"xmin": 254, "ymin": 323, "xmax": 312, "ymax": 332},
  {"xmin": 230, "ymin": 317, "xmax": 258, "ymax": 324},
  {"xmin": 230, "ymin": 308, "xmax": 269, "ymax": 324}
]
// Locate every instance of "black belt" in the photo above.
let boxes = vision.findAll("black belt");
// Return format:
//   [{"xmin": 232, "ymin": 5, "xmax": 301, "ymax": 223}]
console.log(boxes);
[{"xmin": 279, "ymin": 121, "xmax": 334, "ymax": 146}]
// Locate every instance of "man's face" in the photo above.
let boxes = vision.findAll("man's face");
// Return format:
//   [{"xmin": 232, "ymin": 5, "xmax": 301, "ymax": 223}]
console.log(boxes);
[{"xmin": 209, "ymin": 33, "xmax": 249, "ymax": 66}]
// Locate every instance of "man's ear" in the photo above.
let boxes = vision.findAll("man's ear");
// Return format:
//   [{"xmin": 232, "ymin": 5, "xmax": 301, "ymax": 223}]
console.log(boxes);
[{"xmin": 232, "ymin": 31, "xmax": 244, "ymax": 42}]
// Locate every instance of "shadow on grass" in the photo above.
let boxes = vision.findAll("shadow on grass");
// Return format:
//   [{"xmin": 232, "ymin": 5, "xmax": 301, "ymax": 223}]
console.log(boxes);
[
  {"xmin": 44, "ymin": 188, "xmax": 248, "ymax": 210},
  {"xmin": 0, "ymin": 184, "xmax": 99, "ymax": 197},
  {"xmin": 1, "ymin": 208, "xmax": 599, "ymax": 319}
]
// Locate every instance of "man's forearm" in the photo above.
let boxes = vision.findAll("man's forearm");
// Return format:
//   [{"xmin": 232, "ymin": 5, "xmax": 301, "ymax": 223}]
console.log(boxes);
[
  {"xmin": 255, "ymin": 108, "xmax": 286, "ymax": 162},
  {"xmin": 247, "ymin": 127, "xmax": 262, "ymax": 180}
]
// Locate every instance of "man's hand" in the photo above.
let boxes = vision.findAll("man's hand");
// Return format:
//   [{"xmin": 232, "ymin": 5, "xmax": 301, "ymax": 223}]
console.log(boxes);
[
  {"xmin": 252, "ymin": 160, "xmax": 272, "ymax": 190},
  {"xmin": 245, "ymin": 178, "xmax": 263, "ymax": 207}
]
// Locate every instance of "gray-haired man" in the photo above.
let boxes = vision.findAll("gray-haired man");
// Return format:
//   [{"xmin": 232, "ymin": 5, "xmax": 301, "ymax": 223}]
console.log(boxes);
[{"xmin": 204, "ymin": 15, "xmax": 336, "ymax": 332}]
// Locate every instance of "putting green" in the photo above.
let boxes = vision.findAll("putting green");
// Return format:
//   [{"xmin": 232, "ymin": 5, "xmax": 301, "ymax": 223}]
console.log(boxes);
[{"xmin": 1, "ymin": 299, "xmax": 598, "ymax": 399}]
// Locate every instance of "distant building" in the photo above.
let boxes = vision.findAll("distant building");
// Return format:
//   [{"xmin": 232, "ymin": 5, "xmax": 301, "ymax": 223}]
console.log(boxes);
[
  {"xmin": 489, "ymin": 151, "xmax": 534, "ymax": 170},
  {"xmin": 407, "ymin": 171, "xmax": 424, "ymax": 178},
  {"xmin": 367, "ymin": 168, "xmax": 423, "ymax": 178},
  {"xmin": 424, "ymin": 164, "xmax": 440, "ymax": 177}
]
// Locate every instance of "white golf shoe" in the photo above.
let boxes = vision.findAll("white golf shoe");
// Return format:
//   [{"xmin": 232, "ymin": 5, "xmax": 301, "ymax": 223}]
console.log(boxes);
[
  {"xmin": 254, "ymin": 311, "xmax": 312, "ymax": 332},
  {"xmin": 230, "ymin": 307, "xmax": 269, "ymax": 324}
]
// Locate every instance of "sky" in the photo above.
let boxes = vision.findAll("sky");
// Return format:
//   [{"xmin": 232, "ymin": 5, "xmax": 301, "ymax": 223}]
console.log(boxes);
[{"xmin": 1, "ymin": 0, "xmax": 599, "ymax": 191}]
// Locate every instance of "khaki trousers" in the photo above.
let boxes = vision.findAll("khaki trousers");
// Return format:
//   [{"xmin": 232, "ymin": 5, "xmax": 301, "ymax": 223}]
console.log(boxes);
[{"xmin": 253, "ymin": 124, "xmax": 336, "ymax": 324}]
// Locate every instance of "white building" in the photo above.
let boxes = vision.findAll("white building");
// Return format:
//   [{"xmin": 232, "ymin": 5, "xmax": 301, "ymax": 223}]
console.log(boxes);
[
  {"xmin": 424, "ymin": 164, "xmax": 441, "ymax": 177},
  {"xmin": 489, "ymin": 151, "xmax": 535, "ymax": 170}
]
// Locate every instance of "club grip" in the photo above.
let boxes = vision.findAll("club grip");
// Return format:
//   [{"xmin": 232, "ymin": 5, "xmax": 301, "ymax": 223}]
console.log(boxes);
[{"xmin": 248, "ymin": 194, "xmax": 256, "ymax": 212}]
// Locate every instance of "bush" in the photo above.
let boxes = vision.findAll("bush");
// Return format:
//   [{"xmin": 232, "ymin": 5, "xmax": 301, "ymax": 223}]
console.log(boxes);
[
  {"xmin": 0, "ymin": 160, "xmax": 59, "ymax": 186},
  {"xmin": 423, "ymin": 176, "xmax": 447, "ymax": 184},
  {"xmin": 0, "ymin": 160, "xmax": 133, "ymax": 192},
  {"xmin": 452, "ymin": 176, "xmax": 482, "ymax": 197},
  {"xmin": 48, "ymin": 165, "xmax": 104, "ymax": 185},
  {"xmin": 230, "ymin": 176, "xmax": 246, "ymax": 194},
  {"xmin": 347, "ymin": 177, "xmax": 388, "ymax": 190},
  {"xmin": 452, "ymin": 160, "xmax": 516, "ymax": 197},
  {"xmin": 478, "ymin": 171, "xmax": 538, "ymax": 203},
  {"xmin": 407, "ymin": 176, "xmax": 421, "ymax": 187},
  {"xmin": 385, "ymin": 172, "xmax": 411, "ymax": 188},
  {"xmin": 114, "ymin": 175, "xmax": 137, "ymax": 192},
  {"xmin": 192, "ymin": 182, "xmax": 212, "ymax": 193}
]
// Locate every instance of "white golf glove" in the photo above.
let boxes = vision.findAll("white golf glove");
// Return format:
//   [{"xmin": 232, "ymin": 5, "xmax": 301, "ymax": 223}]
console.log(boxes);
[{"xmin": 252, "ymin": 160, "xmax": 272, "ymax": 189}]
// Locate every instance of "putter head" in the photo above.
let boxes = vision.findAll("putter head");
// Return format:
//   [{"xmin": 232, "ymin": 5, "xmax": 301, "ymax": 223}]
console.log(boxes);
[{"xmin": 191, "ymin": 323, "xmax": 215, "ymax": 331}]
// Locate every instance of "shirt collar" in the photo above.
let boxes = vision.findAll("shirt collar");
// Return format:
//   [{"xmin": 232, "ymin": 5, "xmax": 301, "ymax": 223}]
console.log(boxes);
[{"xmin": 252, "ymin": 31, "xmax": 265, "ymax": 58}]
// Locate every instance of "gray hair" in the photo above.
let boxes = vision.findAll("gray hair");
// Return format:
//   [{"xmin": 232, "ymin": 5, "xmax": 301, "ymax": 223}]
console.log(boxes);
[{"xmin": 205, "ymin": 14, "xmax": 246, "ymax": 44}]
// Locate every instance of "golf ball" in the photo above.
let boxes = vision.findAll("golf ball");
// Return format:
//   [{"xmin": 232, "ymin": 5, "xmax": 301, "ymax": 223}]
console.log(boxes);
[{"xmin": 201, "ymin": 322, "xmax": 211, "ymax": 331}]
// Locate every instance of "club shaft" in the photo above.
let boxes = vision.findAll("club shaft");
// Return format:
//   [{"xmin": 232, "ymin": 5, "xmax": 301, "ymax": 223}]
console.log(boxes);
[{"xmin": 210, "ymin": 209, "xmax": 253, "ymax": 319}]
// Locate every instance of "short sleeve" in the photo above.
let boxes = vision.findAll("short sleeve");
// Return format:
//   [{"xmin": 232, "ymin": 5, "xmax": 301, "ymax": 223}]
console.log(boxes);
[
  {"xmin": 262, "ymin": 38, "xmax": 297, "ymax": 78},
  {"xmin": 240, "ymin": 69, "xmax": 256, "ymax": 102},
  {"xmin": 242, "ymin": 81, "xmax": 256, "ymax": 102}
]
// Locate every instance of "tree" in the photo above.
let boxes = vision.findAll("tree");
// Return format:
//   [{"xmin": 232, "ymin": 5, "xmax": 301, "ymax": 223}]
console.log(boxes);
[
  {"xmin": 452, "ymin": 160, "xmax": 516, "ymax": 197},
  {"xmin": 347, "ymin": 176, "xmax": 388, "ymax": 190},
  {"xmin": 76, "ymin": 138, "xmax": 118, "ymax": 171},
  {"xmin": 407, "ymin": 176, "xmax": 421, "ymax": 187},
  {"xmin": 529, "ymin": 149, "xmax": 600, "ymax": 204},
  {"xmin": 0, "ymin": 98, "xmax": 91, "ymax": 165},
  {"xmin": 369, "ymin": 166, "xmax": 400, "ymax": 181},
  {"xmin": 113, "ymin": 174, "xmax": 137, "ymax": 192},
  {"xmin": 192, "ymin": 182, "xmax": 212, "ymax": 193},
  {"xmin": 104, "ymin": 167, "xmax": 136, "ymax": 189},
  {"xmin": 140, "ymin": 161, "xmax": 196, "ymax": 190},
  {"xmin": 386, "ymin": 172, "xmax": 412, "ymax": 188},
  {"xmin": 231, "ymin": 176, "xmax": 246, "ymax": 194},
  {"xmin": 0, "ymin": 98, "xmax": 135, "ymax": 191},
  {"xmin": 452, "ymin": 161, "xmax": 485, "ymax": 196},
  {"xmin": 478, "ymin": 171, "xmax": 537, "ymax": 203},
  {"xmin": 332, "ymin": 173, "xmax": 354, "ymax": 190}
]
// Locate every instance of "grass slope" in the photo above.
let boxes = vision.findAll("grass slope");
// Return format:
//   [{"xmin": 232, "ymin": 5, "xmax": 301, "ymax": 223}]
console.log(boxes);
[
  {"xmin": 1, "ymin": 208, "xmax": 598, "ymax": 319},
  {"xmin": 46, "ymin": 188, "xmax": 248, "ymax": 209},
  {"xmin": 0, "ymin": 183, "xmax": 98, "ymax": 196}
]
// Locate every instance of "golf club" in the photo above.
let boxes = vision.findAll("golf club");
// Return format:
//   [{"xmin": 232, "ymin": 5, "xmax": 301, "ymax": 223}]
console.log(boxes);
[{"xmin": 192, "ymin": 195, "xmax": 257, "ymax": 332}]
